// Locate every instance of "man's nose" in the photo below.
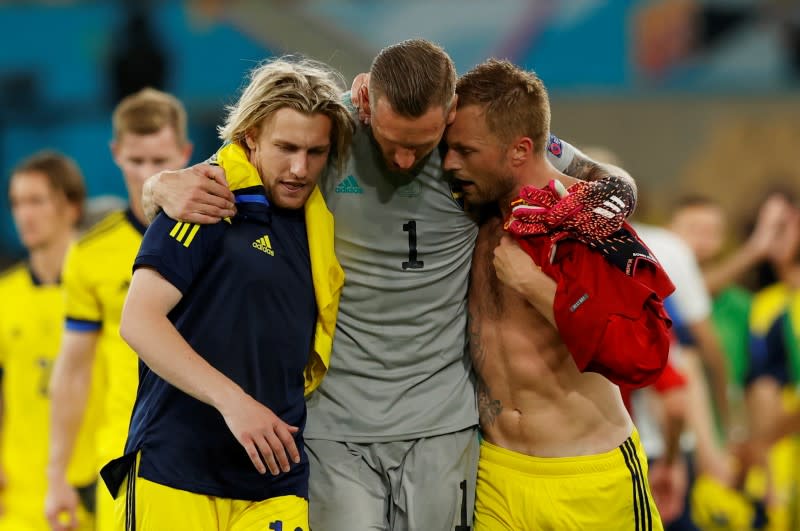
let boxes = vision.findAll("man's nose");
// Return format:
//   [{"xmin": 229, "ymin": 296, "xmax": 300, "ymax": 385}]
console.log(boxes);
[
  {"xmin": 393, "ymin": 148, "xmax": 415, "ymax": 170},
  {"xmin": 291, "ymin": 154, "xmax": 308, "ymax": 178},
  {"xmin": 443, "ymin": 149, "xmax": 460, "ymax": 171}
]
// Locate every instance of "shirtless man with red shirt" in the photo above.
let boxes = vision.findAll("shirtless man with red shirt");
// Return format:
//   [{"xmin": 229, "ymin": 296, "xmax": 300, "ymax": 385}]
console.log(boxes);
[{"xmin": 443, "ymin": 59, "xmax": 674, "ymax": 530}]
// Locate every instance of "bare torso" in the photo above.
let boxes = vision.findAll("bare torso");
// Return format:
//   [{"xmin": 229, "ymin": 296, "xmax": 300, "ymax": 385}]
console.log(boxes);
[{"xmin": 470, "ymin": 217, "xmax": 633, "ymax": 457}]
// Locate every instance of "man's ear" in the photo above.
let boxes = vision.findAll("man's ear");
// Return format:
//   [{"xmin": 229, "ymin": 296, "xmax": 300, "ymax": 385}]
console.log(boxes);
[
  {"xmin": 446, "ymin": 94, "xmax": 458, "ymax": 126},
  {"xmin": 109, "ymin": 140, "xmax": 120, "ymax": 165},
  {"xmin": 511, "ymin": 136, "xmax": 535, "ymax": 164},
  {"xmin": 67, "ymin": 200, "xmax": 82, "ymax": 228},
  {"xmin": 181, "ymin": 142, "xmax": 194, "ymax": 167},
  {"xmin": 244, "ymin": 130, "xmax": 257, "ymax": 151},
  {"xmin": 361, "ymin": 83, "xmax": 372, "ymax": 119}
]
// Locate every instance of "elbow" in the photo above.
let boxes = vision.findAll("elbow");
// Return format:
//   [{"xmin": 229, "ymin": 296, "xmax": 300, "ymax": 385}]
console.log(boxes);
[
  {"xmin": 118, "ymin": 325, "xmax": 133, "ymax": 352},
  {"xmin": 48, "ymin": 360, "xmax": 67, "ymax": 399},
  {"xmin": 49, "ymin": 348, "xmax": 90, "ymax": 399},
  {"xmin": 118, "ymin": 303, "xmax": 138, "ymax": 352}
]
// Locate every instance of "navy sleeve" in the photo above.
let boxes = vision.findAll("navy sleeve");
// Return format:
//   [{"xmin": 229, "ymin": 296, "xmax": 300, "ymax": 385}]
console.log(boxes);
[
  {"xmin": 133, "ymin": 213, "xmax": 226, "ymax": 294},
  {"xmin": 745, "ymin": 313, "xmax": 790, "ymax": 387}
]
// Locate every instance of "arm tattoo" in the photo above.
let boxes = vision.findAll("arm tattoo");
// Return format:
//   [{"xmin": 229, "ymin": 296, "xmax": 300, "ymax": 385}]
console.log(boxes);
[
  {"xmin": 564, "ymin": 153, "xmax": 613, "ymax": 183},
  {"xmin": 468, "ymin": 311, "xmax": 503, "ymax": 427},
  {"xmin": 564, "ymin": 152, "xmax": 638, "ymax": 212}
]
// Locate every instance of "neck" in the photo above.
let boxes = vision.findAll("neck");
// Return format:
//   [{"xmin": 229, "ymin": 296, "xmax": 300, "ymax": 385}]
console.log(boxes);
[
  {"xmin": 499, "ymin": 156, "xmax": 563, "ymax": 219},
  {"xmin": 29, "ymin": 233, "xmax": 74, "ymax": 284},
  {"xmin": 128, "ymin": 202, "xmax": 149, "ymax": 227}
]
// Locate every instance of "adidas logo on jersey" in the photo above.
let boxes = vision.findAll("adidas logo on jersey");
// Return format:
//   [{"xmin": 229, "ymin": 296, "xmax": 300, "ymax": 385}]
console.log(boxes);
[
  {"xmin": 252, "ymin": 235, "xmax": 274, "ymax": 256},
  {"xmin": 335, "ymin": 175, "xmax": 364, "ymax": 194}
]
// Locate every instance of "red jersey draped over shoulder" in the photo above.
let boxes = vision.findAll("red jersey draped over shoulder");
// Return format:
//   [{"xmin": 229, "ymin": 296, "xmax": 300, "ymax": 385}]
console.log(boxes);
[{"xmin": 507, "ymin": 183, "xmax": 675, "ymax": 388}]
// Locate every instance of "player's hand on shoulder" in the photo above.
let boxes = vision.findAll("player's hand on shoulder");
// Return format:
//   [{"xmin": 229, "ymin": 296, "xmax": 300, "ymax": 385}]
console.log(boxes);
[
  {"xmin": 44, "ymin": 477, "xmax": 80, "ymax": 531},
  {"xmin": 152, "ymin": 163, "xmax": 236, "ymax": 224},
  {"xmin": 219, "ymin": 391, "xmax": 300, "ymax": 476}
]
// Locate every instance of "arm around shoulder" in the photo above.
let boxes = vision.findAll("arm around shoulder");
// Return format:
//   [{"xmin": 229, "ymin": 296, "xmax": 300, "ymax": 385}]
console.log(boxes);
[
  {"xmin": 555, "ymin": 138, "xmax": 638, "ymax": 215},
  {"xmin": 142, "ymin": 164, "xmax": 237, "ymax": 224}
]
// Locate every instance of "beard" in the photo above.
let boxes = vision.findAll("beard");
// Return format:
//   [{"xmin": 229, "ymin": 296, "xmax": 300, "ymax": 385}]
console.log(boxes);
[{"xmin": 464, "ymin": 172, "xmax": 516, "ymax": 209}]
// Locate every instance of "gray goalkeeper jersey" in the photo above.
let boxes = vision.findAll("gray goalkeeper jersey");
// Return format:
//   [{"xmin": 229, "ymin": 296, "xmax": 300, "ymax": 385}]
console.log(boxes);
[{"xmin": 305, "ymin": 120, "xmax": 575, "ymax": 442}]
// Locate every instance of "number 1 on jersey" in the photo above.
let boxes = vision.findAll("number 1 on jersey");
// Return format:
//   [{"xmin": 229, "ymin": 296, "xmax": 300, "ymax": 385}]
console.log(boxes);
[{"xmin": 402, "ymin": 220, "xmax": 424, "ymax": 270}]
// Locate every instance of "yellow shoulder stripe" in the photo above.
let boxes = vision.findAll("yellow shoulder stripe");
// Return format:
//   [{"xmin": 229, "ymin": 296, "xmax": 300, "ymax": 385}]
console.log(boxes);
[{"xmin": 169, "ymin": 221, "xmax": 201, "ymax": 248}]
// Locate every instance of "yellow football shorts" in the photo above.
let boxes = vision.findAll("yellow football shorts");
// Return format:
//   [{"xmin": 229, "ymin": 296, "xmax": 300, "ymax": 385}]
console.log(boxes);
[
  {"xmin": 475, "ymin": 430, "xmax": 663, "ymax": 530},
  {"xmin": 113, "ymin": 455, "xmax": 308, "ymax": 531}
]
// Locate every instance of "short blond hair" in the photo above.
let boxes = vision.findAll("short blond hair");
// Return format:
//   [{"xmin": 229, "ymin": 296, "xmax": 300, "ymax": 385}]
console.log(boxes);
[
  {"xmin": 112, "ymin": 88, "xmax": 189, "ymax": 146},
  {"xmin": 456, "ymin": 59, "xmax": 550, "ymax": 152},
  {"xmin": 369, "ymin": 39, "xmax": 456, "ymax": 118},
  {"xmin": 218, "ymin": 57, "xmax": 355, "ymax": 174}
]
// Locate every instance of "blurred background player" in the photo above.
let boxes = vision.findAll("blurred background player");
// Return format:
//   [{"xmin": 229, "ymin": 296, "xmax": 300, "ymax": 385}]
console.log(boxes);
[
  {"xmin": 0, "ymin": 151, "xmax": 100, "ymax": 531},
  {"xmin": 45, "ymin": 88, "xmax": 192, "ymax": 531},
  {"xmin": 739, "ymin": 196, "xmax": 800, "ymax": 531},
  {"xmin": 669, "ymin": 194, "xmax": 790, "ymax": 428},
  {"xmin": 665, "ymin": 193, "xmax": 796, "ymax": 530},
  {"xmin": 630, "ymin": 219, "xmax": 763, "ymax": 531}
]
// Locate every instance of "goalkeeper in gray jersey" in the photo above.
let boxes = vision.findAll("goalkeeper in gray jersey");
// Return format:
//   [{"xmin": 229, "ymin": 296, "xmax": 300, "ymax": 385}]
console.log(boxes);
[{"xmin": 143, "ymin": 40, "xmax": 638, "ymax": 531}]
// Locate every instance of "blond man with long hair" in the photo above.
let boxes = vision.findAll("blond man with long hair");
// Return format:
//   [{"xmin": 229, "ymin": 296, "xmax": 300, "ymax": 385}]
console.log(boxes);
[{"xmin": 99, "ymin": 57, "xmax": 353, "ymax": 530}]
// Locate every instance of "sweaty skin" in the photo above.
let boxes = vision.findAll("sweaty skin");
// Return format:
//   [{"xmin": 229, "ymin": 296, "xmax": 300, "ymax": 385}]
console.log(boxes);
[{"xmin": 469, "ymin": 216, "xmax": 634, "ymax": 457}]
